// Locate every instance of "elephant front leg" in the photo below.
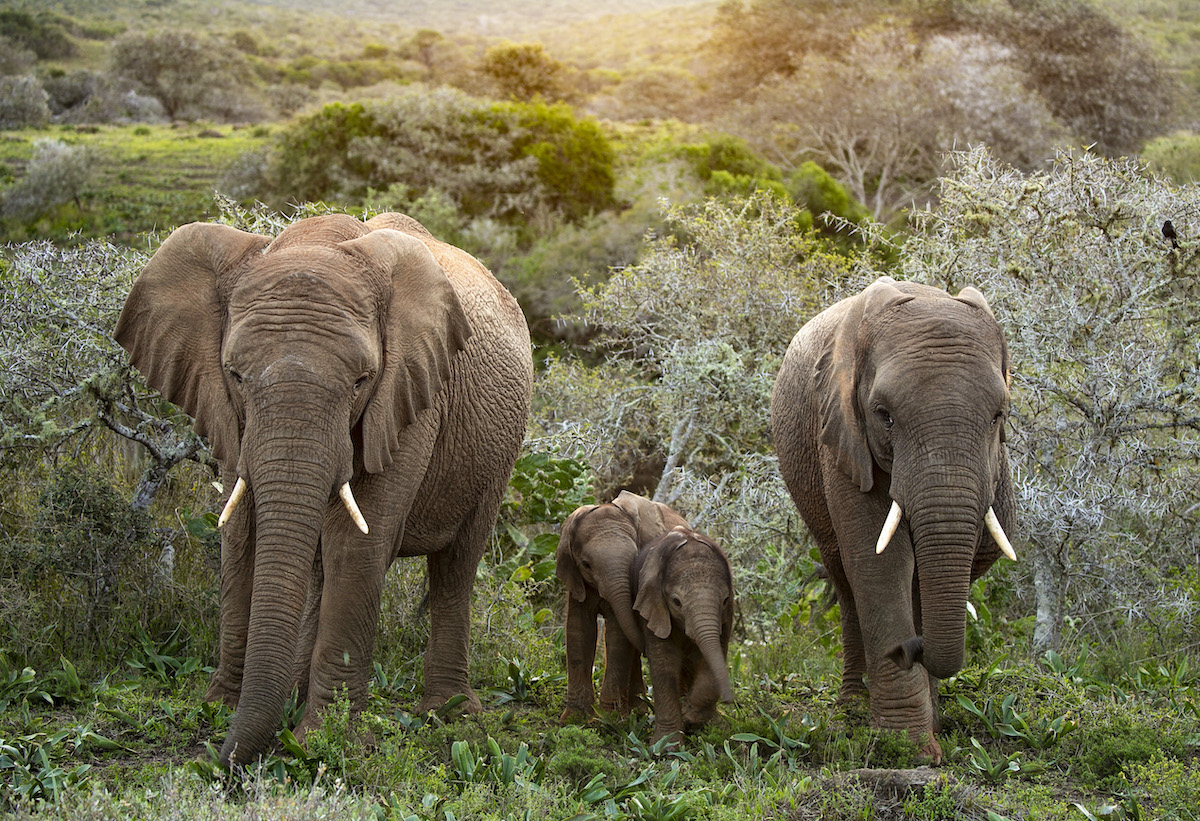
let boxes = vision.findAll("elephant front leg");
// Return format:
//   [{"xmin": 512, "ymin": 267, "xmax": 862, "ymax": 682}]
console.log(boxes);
[
  {"xmin": 866, "ymin": 656, "xmax": 942, "ymax": 764},
  {"xmin": 416, "ymin": 544, "xmax": 483, "ymax": 714},
  {"xmin": 205, "ymin": 515, "xmax": 254, "ymax": 708},
  {"xmin": 294, "ymin": 541, "xmax": 388, "ymax": 745},
  {"xmin": 598, "ymin": 621, "xmax": 639, "ymax": 714},
  {"xmin": 561, "ymin": 597, "xmax": 599, "ymax": 723},
  {"xmin": 836, "ymin": 586, "xmax": 869, "ymax": 704},
  {"xmin": 646, "ymin": 637, "xmax": 685, "ymax": 745}
]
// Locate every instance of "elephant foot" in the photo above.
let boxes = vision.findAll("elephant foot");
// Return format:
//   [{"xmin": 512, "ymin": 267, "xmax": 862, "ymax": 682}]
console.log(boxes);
[
  {"xmin": 682, "ymin": 701, "xmax": 718, "ymax": 727},
  {"xmin": 204, "ymin": 676, "xmax": 239, "ymax": 709},
  {"xmin": 649, "ymin": 727, "xmax": 683, "ymax": 751},
  {"xmin": 559, "ymin": 704, "xmax": 595, "ymax": 725},
  {"xmin": 416, "ymin": 687, "xmax": 482, "ymax": 716},
  {"xmin": 914, "ymin": 731, "xmax": 943, "ymax": 767}
]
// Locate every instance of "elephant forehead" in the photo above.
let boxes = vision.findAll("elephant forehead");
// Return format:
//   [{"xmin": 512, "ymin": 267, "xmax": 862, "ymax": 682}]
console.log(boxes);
[
  {"xmin": 229, "ymin": 247, "xmax": 382, "ymax": 314},
  {"xmin": 875, "ymin": 301, "xmax": 1002, "ymax": 355}
]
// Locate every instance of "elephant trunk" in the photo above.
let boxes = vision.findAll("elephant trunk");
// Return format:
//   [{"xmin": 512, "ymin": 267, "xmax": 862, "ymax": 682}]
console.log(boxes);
[
  {"xmin": 906, "ymin": 489, "xmax": 981, "ymax": 681},
  {"xmin": 594, "ymin": 554, "xmax": 644, "ymax": 654},
  {"xmin": 220, "ymin": 412, "xmax": 348, "ymax": 766},
  {"xmin": 686, "ymin": 606, "xmax": 734, "ymax": 704}
]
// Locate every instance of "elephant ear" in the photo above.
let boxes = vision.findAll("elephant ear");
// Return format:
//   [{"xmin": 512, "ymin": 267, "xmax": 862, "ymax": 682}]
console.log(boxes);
[
  {"xmin": 635, "ymin": 530, "xmax": 687, "ymax": 640},
  {"xmin": 815, "ymin": 276, "xmax": 912, "ymax": 493},
  {"xmin": 114, "ymin": 222, "xmax": 270, "ymax": 468},
  {"xmin": 338, "ymin": 228, "xmax": 473, "ymax": 475},
  {"xmin": 555, "ymin": 505, "xmax": 597, "ymax": 603}
]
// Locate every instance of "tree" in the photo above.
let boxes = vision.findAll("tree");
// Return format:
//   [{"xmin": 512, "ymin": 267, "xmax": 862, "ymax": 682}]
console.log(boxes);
[
  {"xmin": 0, "ymin": 239, "xmax": 213, "ymax": 515},
  {"xmin": 0, "ymin": 75, "xmax": 49, "ymax": 129},
  {"xmin": 878, "ymin": 146, "xmax": 1200, "ymax": 652},
  {"xmin": 1, "ymin": 139, "xmax": 94, "ymax": 220},
  {"xmin": 109, "ymin": 29, "xmax": 255, "ymax": 121},
  {"xmin": 530, "ymin": 192, "xmax": 857, "ymax": 631},
  {"xmin": 479, "ymin": 42, "xmax": 569, "ymax": 102}
]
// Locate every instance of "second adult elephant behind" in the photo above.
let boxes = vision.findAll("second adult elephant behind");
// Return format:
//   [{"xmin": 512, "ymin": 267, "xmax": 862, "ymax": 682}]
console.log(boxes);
[{"xmin": 770, "ymin": 276, "xmax": 1016, "ymax": 764}]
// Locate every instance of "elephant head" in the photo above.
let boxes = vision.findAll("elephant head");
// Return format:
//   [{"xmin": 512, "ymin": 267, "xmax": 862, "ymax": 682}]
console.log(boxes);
[
  {"xmin": 556, "ymin": 491, "xmax": 688, "ymax": 651},
  {"xmin": 815, "ymin": 276, "xmax": 1015, "ymax": 679},
  {"xmin": 114, "ymin": 214, "xmax": 473, "ymax": 764},
  {"xmin": 634, "ymin": 527, "xmax": 735, "ymax": 705}
]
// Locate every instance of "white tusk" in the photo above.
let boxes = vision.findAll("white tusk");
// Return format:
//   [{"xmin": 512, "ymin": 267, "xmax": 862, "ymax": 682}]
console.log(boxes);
[
  {"xmin": 985, "ymin": 507, "xmax": 1017, "ymax": 561},
  {"xmin": 876, "ymin": 501, "xmax": 903, "ymax": 554},
  {"xmin": 340, "ymin": 483, "xmax": 370, "ymax": 535},
  {"xmin": 217, "ymin": 477, "xmax": 247, "ymax": 528}
]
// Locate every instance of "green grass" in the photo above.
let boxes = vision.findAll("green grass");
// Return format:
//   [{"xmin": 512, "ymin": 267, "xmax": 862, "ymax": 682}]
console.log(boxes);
[{"xmin": 0, "ymin": 123, "xmax": 269, "ymax": 243}]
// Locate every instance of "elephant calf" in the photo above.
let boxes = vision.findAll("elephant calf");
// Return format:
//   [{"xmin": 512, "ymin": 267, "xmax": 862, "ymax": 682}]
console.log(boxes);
[
  {"xmin": 555, "ymin": 491, "xmax": 688, "ymax": 722},
  {"xmin": 633, "ymin": 526, "xmax": 736, "ymax": 744}
]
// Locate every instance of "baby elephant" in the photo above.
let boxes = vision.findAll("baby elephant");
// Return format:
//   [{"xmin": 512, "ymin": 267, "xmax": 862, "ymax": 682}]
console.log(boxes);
[
  {"xmin": 555, "ymin": 491, "xmax": 689, "ymax": 722},
  {"xmin": 634, "ymin": 526, "xmax": 736, "ymax": 744}
]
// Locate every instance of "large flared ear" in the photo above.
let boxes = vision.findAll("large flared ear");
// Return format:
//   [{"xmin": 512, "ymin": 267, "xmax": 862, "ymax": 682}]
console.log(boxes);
[
  {"xmin": 114, "ymin": 222, "xmax": 270, "ymax": 467},
  {"xmin": 815, "ymin": 276, "xmax": 910, "ymax": 493},
  {"xmin": 612, "ymin": 490, "xmax": 674, "ymax": 545},
  {"xmin": 635, "ymin": 530, "xmax": 687, "ymax": 640},
  {"xmin": 338, "ymin": 228, "xmax": 472, "ymax": 474},
  {"xmin": 555, "ymin": 505, "xmax": 596, "ymax": 603}
]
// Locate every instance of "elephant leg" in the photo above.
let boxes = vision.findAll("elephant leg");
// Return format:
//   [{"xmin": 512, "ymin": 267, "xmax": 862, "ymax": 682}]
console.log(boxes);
[
  {"xmin": 290, "ymin": 549, "xmax": 324, "ymax": 706},
  {"xmin": 910, "ymin": 577, "xmax": 941, "ymax": 734},
  {"xmin": 598, "ymin": 621, "xmax": 636, "ymax": 713},
  {"xmin": 415, "ymin": 512, "xmax": 490, "ymax": 715},
  {"xmin": 205, "ymin": 519, "xmax": 254, "ymax": 707},
  {"xmin": 682, "ymin": 654, "xmax": 720, "ymax": 727},
  {"xmin": 628, "ymin": 650, "xmax": 648, "ymax": 714},
  {"xmin": 294, "ymin": 539, "xmax": 389, "ymax": 744},
  {"xmin": 836, "ymin": 584, "xmax": 869, "ymax": 703},
  {"xmin": 646, "ymin": 637, "xmax": 684, "ymax": 745},
  {"xmin": 561, "ymin": 598, "xmax": 599, "ymax": 722}
]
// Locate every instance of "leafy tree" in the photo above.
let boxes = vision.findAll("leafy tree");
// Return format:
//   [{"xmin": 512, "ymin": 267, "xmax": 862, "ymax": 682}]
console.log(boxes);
[
  {"xmin": 875, "ymin": 146, "xmax": 1200, "ymax": 652},
  {"xmin": 109, "ymin": 29, "xmax": 258, "ymax": 121},
  {"xmin": 0, "ymin": 34, "xmax": 35, "ymax": 76},
  {"xmin": 0, "ymin": 9, "xmax": 77, "ymax": 60},
  {"xmin": 480, "ymin": 42, "xmax": 569, "ymax": 102}
]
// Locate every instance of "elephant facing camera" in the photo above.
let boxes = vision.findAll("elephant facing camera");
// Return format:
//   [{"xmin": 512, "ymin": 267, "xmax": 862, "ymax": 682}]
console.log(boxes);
[
  {"xmin": 115, "ymin": 212, "xmax": 533, "ymax": 766},
  {"xmin": 555, "ymin": 491, "xmax": 688, "ymax": 723},
  {"xmin": 633, "ymin": 526, "xmax": 736, "ymax": 745},
  {"xmin": 771, "ymin": 276, "xmax": 1017, "ymax": 765}
]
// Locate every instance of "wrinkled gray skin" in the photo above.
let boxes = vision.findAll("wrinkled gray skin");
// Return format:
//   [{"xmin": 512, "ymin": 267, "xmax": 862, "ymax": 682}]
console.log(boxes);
[
  {"xmin": 115, "ymin": 213, "xmax": 532, "ymax": 766},
  {"xmin": 770, "ymin": 276, "xmax": 1015, "ymax": 764},
  {"xmin": 556, "ymin": 491, "xmax": 688, "ymax": 722},
  {"xmin": 633, "ymin": 527, "xmax": 735, "ymax": 744}
]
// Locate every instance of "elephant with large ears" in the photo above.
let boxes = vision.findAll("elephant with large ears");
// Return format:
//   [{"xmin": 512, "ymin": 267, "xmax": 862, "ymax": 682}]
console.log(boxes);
[
  {"xmin": 633, "ymin": 526, "xmax": 736, "ymax": 744},
  {"xmin": 114, "ymin": 212, "xmax": 532, "ymax": 766},
  {"xmin": 555, "ymin": 491, "xmax": 689, "ymax": 722},
  {"xmin": 770, "ymin": 276, "xmax": 1016, "ymax": 764}
]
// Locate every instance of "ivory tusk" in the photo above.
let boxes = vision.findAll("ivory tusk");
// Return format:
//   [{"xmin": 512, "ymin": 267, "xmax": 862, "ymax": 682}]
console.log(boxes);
[
  {"xmin": 340, "ymin": 483, "xmax": 370, "ymax": 535},
  {"xmin": 876, "ymin": 501, "xmax": 903, "ymax": 554},
  {"xmin": 985, "ymin": 507, "xmax": 1017, "ymax": 561},
  {"xmin": 217, "ymin": 477, "xmax": 247, "ymax": 528}
]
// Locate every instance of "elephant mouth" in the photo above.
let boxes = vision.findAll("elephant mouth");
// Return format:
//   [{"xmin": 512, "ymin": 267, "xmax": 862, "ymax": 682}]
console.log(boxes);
[
  {"xmin": 217, "ymin": 475, "xmax": 370, "ymax": 534},
  {"xmin": 874, "ymin": 500, "xmax": 1016, "ymax": 561}
]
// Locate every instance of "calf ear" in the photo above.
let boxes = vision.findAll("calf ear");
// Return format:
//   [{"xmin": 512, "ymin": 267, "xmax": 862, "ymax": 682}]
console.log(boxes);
[
  {"xmin": 555, "ymin": 506, "xmax": 596, "ymax": 603},
  {"xmin": 114, "ymin": 222, "xmax": 269, "ymax": 468},
  {"xmin": 634, "ymin": 531, "xmax": 687, "ymax": 640}
]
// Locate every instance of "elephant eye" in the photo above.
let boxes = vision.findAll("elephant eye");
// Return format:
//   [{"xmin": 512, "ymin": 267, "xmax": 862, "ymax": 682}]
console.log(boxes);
[
  {"xmin": 580, "ymin": 559, "xmax": 591, "ymax": 570},
  {"xmin": 354, "ymin": 375, "xmax": 370, "ymax": 394},
  {"xmin": 228, "ymin": 369, "xmax": 243, "ymax": 386},
  {"xmin": 876, "ymin": 408, "xmax": 893, "ymax": 429},
  {"xmin": 671, "ymin": 595, "xmax": 683, "ymax": 608}
]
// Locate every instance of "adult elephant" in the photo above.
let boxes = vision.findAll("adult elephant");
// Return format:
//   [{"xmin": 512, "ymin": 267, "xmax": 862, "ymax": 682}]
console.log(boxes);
[
  {"xmin": 115, "ymin": 212, "xmax": 533, "ymax": 765},
  {"xmin": 770, "ymin": 276, "xmax": 1016, "ymax": 764}
]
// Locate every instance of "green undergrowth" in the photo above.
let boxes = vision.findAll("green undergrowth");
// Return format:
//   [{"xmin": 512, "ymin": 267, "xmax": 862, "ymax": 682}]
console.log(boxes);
[
  {"xmin": 0, "ymin": 123, "xmax": 268, "ymax": 243},
  {"xmin": 2, "ymin": 624, "xmax": 1199, "ymax": 819}
]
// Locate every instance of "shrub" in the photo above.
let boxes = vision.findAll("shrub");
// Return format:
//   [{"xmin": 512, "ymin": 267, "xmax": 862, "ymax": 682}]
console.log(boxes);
[
  {"xmin": 0, "ymin": 75, "xmax": 49, "ymax": 129},
  {"xmin": 0, "ymin": 138, "xmax": 92, "ymax": 220}
]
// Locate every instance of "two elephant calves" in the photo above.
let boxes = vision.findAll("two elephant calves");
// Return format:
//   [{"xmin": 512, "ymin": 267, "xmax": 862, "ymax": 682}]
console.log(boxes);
[{"xmin": 555, "ymin": 491, "xmax": 735, "ymax": 744}]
